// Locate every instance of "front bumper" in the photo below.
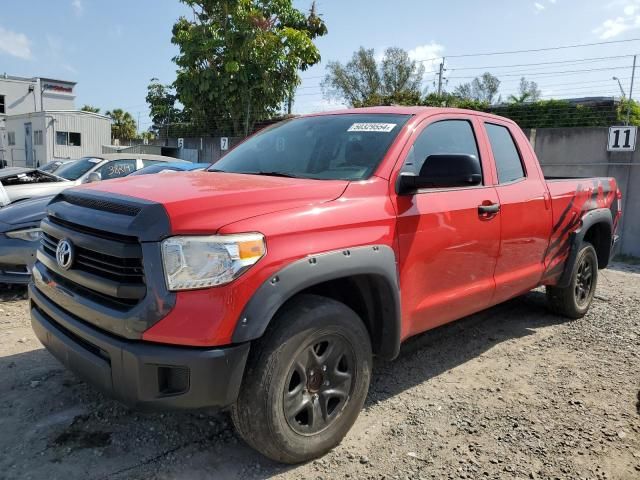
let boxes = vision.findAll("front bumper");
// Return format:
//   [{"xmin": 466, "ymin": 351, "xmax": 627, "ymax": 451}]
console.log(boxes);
[
  {"xmin": 30, "ymin": 283, "xmax": 250, "ymax": 410},
  {"xmin": 0, "ymin": 236, "xmax": 37, "ymax": 284}
]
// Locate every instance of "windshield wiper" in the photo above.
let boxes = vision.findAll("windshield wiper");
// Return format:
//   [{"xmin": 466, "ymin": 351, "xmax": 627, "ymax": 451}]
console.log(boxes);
[{"xmin": 240, "ymin": 171, "xmax": 300, "ymax": 178}]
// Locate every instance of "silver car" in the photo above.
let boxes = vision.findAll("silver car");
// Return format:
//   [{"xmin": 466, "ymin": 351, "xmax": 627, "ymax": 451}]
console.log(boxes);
[{"xmin": 0, "ymin": 153, "xmax": 185, "ymax": 206}]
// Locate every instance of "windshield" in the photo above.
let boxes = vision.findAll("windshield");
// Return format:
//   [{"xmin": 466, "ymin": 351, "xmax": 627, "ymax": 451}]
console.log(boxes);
[
  {"xmin": 54, "ymin": 157, "xmax": 103, "ymax": 181},
  {"xmin": 210, "ymin": 114, "xmax": 410, "ymax": 181}
]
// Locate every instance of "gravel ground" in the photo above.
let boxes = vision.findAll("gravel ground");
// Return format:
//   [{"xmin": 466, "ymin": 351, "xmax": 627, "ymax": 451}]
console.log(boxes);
[{"xmin": 0, "ymin": 263, "xmax": 639, "ymax": 480}]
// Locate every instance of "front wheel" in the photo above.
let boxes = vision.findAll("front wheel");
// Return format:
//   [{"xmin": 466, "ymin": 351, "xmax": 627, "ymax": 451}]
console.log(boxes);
[
  {"xmin": 231, "ymin": 294, "xmax": 372, "ymax": 464},
  {"xmin": 546, "ymin": 242, "xmax": 598, "ymax": 319}
]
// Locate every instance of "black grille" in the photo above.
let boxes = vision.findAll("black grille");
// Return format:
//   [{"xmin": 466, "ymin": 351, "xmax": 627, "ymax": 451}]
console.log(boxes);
[
  {"xmin": 49, "ymin": 215, "xmax": 138, "ymax": 244},
  {"xmin": 60, "ymin": 193, "xmax": 141, "ymax": 217},
  {"xmin": 41, "ymin": 231, "xmax": 145, "ymax": 286}
]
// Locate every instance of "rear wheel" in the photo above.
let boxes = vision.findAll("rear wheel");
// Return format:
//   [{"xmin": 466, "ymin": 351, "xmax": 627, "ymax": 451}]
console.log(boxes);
[
  {"xmin": 231, "ymin": 294, "xmax": 372, "ymax": 464},
  {"xmin": 546, "ymin": 242, "xmax": 598, "ymax": 319}
]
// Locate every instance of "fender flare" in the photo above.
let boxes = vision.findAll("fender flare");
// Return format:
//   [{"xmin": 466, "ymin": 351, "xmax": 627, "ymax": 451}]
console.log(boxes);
[
  {"xmin": 557, "ymin": 208, "xmax": 613, "ymax": 288},
  {"xmin": 232, "ymin": 245, "xmax": 402, "ymax": 359}
]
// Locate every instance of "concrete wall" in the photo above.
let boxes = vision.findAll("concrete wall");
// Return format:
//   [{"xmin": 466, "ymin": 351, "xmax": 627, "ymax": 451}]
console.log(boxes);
[{"xmin": 525, "ymin": 127, "xmax": 640, "ymax": 257}]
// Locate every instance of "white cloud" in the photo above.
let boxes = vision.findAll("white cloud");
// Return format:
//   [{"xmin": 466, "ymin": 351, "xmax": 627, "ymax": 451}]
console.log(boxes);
[
  {"xmin": 0, "ymin": 26, "xmax": 32, "ymax": 59},
  {"xmin": 595, "ymin": 0, "xmax": 640, "ymax": 38},
  {"xmin": 408, "ymin": 42, "xmax": 445, "ymax": 73},
  {"xmin": 534, "ymin": 2, "xmax": 546, "ymax": 11},
  {"xmin": 72, "ymin": 0, "xmax": 83, "ymax": 16}
]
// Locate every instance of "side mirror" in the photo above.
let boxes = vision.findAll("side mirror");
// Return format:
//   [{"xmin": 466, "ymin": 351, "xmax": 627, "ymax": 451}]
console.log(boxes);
[
  {"xmin": 397, "ymin": 154, "xmax": 482, "ymax": 194},
  {"xmin": 85, "ymin": 172, "xmax": 102, "ymax": 183}
]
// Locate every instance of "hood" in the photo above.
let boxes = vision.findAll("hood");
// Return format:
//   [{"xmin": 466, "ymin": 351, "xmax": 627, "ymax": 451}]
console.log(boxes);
[
  {"xmin": 0, "ymin": 195, "xmax": 52, "ymax": 228},
  {"xmin": 0, "ymin": 167, "xmax": 34, "ymax": 180},
  {"xmin": 79, "ymin": 171, "xmax": 348, "ymax": 233}
]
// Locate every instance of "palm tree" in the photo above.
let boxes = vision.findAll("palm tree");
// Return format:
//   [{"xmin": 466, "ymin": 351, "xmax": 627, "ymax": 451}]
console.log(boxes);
[
  {"xmin": 507, "ymin": 92, "xmax": 532, "ymax": 104},
  {"xmin": 105, "ymin": 108, "xmax": 137, "ymax": 141},
  {"xmin": 81, "ymin": 105, "xmax": 100, "ymax": 113}
]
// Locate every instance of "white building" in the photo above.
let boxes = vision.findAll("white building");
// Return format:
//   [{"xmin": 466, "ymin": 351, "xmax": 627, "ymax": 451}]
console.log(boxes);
[{"xmin": 0, "ymin": 74, "xmax": 111, "ymax": 167}]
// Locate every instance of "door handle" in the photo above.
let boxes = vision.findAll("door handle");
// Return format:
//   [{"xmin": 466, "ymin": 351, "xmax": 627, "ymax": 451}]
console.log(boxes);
[{"xmin": 478, "ymin": 203, "xmax": 500, "ymax": 215}]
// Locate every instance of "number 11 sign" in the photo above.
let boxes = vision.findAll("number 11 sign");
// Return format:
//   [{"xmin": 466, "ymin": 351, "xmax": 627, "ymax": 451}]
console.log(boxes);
[{"xmin": 608, "ymin": 126, "xmax": 637, "ymax": 152}]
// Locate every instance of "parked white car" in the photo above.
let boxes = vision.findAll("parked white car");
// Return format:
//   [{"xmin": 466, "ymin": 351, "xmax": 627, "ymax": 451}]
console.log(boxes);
[{"xmin": 0, "ymin": 153, "xmax": 185, "ymax": 205}]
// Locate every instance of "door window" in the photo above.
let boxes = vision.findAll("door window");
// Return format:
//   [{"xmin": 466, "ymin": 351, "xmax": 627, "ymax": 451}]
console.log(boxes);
[
  {"xmin": 485, "ymin": 123, "xmax": 525, "ymax": 183},
  {"xmin": 404, "ymin": 120, "xmax": 482, "ymax": 182},
  {"xmin": 97, "ymin": 159, "xmax": 137, "ymax": 180}
]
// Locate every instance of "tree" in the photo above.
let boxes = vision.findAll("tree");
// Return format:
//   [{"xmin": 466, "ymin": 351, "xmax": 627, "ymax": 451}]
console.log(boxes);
[
  {"xmin": 146, "ymin": 78, "xmax": 184, "ymax": 137},
  {"xmin": 137, "ymin": 130, "xmax": 157, "ymax": 142},
  {"xmin": 508, "ymin": 77, "xmax": 541, "ymax": 104},
  {"xmin": 322, "ymin": 47, "xmax": 424, "ymax": 107},
  {"xmin": 171, "ymin": 0, "xmax": 327, "ymax": 136},
  {"xmin": 454, "ymin": 72, "xmax": 501, "ymax": 104},
  {"xmin": 106, "ymin": 108, "xmax": 137, "ymax": 141},
  {"xmin": 81, "ymin": 105, "xmax": 100, "ymax": 113}
]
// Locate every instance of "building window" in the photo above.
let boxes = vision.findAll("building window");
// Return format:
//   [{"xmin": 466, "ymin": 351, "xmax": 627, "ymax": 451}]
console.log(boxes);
[
  {"xmin": 7, "ymin": 131, "xmax": 15, "ymax": 146},
  {"xmin": 34, "ymin": 130, "xmax": 43, "ymax": 145},
  {"xmin": 56, "ymin": 131, "xmax": 82, "ymax": 146},
  {"xmin": 0, "ymin": 95, "xmax": 5, "ymax": 114}
]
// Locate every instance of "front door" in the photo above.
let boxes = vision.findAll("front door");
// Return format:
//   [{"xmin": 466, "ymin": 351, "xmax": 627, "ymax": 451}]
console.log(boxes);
[
  {"xmin": 394, "ymin": 114, "xmax": 501, "ymax": 338},
  {"xmin": 24, "ymin": 123, "xmax": 34, "ymax": 167}
]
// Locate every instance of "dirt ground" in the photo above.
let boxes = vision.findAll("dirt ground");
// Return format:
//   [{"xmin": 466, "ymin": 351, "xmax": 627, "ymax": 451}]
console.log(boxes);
[{"xmin": 0, "ymin": 264, "xmax": 639, "ymax": 480}]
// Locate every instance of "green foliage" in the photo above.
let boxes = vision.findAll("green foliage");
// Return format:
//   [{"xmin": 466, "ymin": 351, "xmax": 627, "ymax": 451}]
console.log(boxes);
[
  {"xmin": 105, "ymin": 108, "xmax": 137, "ymax": 141},
  {"xmin": 487, "ymin": 100, "xmax": 619, "ymax": 129},
  {"xmin": 137, "ymin": 131, "xmax": 156, "ymax": 141},
  {"xmin": 507, "ymin": 77, "xmax": 541, "ymax": 104},
  {"xmin": 421, "ymin": 92, "xmax": 489, "ymax": 110},
  {"xmin": 146, "ymin": 78, "xmax": 186, "ymax": 137},
  {"xmin": 171, "ymin": 0, "xmax": 327, "ymax": 136},
  {"xmin": 322, "ymin": 46, "xmax": 425, "ymax": 107},
  {"xmin": 80, "ymin": 105, "xmax": 100, "ymax": 113},
  {"xmin": 617, "ymin": 98, "xmax": 640, "ymax": 126},
  {"xmin": 453, "ymin": 72, "xmax": 501, "ymax": 104}
]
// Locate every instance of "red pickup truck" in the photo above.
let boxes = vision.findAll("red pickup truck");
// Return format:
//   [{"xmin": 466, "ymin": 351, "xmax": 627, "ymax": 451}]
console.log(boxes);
[{"xmin": 29, "ymin": 107, "xmax": 622, "ymax": 463}]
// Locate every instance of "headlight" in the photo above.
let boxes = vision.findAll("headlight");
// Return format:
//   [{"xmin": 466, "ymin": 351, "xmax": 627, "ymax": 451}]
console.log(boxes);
[
  {"xmin": 161, "ymin": 233, "xmax": 266, "ymax": 291},
  {"xmin": 6, "ymin": 227, "xmax": 42, "ymax": 242}
]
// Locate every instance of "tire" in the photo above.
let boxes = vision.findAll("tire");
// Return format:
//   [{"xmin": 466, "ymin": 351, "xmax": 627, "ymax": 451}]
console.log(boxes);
[
  {"xmin": 231, "ymin": 294, "xmax": 372, "ymax": 464},
  {"xmin": 546, "ymin": 242, "xmax": 598, "ymax": 319}
]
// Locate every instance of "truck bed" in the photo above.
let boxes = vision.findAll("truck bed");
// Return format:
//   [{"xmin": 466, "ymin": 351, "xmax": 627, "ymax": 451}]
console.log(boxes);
[{"xmin": 542, "ymin": 177, "xmax": 620, "ymax": 283}]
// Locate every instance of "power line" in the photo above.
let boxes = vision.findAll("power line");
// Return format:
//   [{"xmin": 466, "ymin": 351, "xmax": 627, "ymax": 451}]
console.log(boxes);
[
  {"xmin": 414, "ymin": 37, "xmax": 640, "ymax": 64},
  {"xmin": 446, "ymin": 54, "xmax": 635, "ymax": 72},
  {"xmin": 446, "ymin": 65, "xmax": 632, "ymax": 80}
]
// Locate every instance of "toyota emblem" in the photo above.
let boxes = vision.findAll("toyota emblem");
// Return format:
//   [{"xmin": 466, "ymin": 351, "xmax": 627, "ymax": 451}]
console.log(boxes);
[{"xmin": 56, "ymin": 239, "xmax": 74, "ymax": 270}]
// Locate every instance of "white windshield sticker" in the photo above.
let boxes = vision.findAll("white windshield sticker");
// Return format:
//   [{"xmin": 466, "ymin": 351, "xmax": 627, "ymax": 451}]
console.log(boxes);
[
  {"xmin": 348, "ymin": 123, "xmax": 397, "ymax": 133},
  {"xmin": 88, "ymin": 158, "xmax": 102, "ymax": 163}
]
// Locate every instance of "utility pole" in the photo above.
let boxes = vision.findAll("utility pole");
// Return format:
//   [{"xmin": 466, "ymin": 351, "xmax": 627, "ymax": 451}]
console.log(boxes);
[
  {"xmin": 626, "ymin": 54, "xmax": 636, "ymax": 126},
  {"xmin": 437, "ymin": 58, "xmax": 446, "ymax": 96}
]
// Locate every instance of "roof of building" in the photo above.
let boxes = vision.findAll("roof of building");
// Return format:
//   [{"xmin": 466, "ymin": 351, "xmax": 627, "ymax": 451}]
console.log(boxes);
[
  {"xmin": 0, "ymin": 74, "xmax": 75, "ymax": 85},
  {"xmin": 3, "ymin": 110, "xmax": 110, "ymax": 121}
]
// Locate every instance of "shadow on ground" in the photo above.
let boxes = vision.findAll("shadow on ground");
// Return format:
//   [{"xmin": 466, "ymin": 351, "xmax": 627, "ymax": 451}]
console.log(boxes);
[{"xmin": 0, "ymin": 289, "xmax": 572, "ymax": 479}]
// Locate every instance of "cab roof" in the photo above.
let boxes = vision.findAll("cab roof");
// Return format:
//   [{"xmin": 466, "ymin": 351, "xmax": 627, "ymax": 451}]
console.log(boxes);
[{"xmin": 307, "ymin": 106, "xmax": 513, "ymax": 123}]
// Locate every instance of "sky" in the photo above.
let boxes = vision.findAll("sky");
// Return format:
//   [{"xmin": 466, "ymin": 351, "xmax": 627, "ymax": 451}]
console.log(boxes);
[{"xmin": 2, "ymin": 0, "xmax": 640, "ymax": 131}]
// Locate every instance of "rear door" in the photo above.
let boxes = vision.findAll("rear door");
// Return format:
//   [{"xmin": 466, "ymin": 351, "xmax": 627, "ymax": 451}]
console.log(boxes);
[
  {"xmin": 481, "ymin": 119, "xmax": 552, "ymax": 304},
  {"xmin": 394, "ymin": 114, "xmax": 501, "ymax": 336}
]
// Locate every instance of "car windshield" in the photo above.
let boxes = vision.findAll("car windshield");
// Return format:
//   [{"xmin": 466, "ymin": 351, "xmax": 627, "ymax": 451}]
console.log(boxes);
[
  {"xmin": 210, "ymin": 114, "xmax": 411, "ymax": 181},
  {"xmin": 54, "ymin": 157, "xmax": 103, "ymax": 181}
]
